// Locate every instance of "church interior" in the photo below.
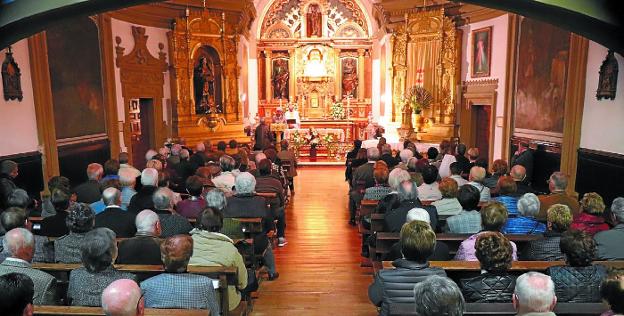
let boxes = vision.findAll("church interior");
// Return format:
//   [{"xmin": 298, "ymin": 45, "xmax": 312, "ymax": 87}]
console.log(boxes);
[{"xmin": 0, "ymin": 0, "xmax": 623, "ymax": 315}]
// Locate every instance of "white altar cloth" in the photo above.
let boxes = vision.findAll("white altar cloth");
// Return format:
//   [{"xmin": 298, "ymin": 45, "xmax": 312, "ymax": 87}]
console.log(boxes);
[
  {"xmin": 362, "ymin": 139, "xmax": 438, "ymax": 153},
  {"xmin": 284, "ymin": 128, "xmax": 346, "ymax": 142}
]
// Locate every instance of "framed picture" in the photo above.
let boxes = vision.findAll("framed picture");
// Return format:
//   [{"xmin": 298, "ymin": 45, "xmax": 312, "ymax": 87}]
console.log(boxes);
[
  {"xmin": 471, "ymin": 27, "xmax": 492, "ymax": 78},
  {"xmin": 130, "ymin": 99, "xmax": 139, "ymax": 112}
]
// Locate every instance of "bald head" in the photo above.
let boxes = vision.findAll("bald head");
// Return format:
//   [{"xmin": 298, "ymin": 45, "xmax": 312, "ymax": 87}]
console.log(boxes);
[
  {"xmin": 102, "ymin": 187, "xmax": 121, "ymax": 206},
  {"xmin": 135, "ymin": 210, "xmax": 160, "ymax": 235},
  {"xmin": 254, "ymin": 152, "xmax": 267, "ymax": 164},
  {"xmin": 101, "ymin": 279, "xmax": 143, "ymax": 316},
  {"xmin": 4, "ymin": 228, "xmax": 34, "ymax": 262},
  {"xmin": 510, "ymin": 165, "xmax": 527, "ymax": 182},
  {"xmin": 161, "ymin": 235, "xmax": 193, "ymax": 273}
]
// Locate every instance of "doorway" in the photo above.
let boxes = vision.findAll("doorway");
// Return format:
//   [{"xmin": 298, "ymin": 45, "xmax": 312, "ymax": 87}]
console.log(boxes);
[
  {"xmin": 472, "ymin": 104, "xmax": 491, "ymax": 162},
  {"xmin": 129, "ymin": 98, "xmax": 155, "ymax": 168}
]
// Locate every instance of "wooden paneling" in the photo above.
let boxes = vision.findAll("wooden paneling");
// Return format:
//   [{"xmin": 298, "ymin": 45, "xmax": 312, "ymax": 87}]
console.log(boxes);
[
  {"xmin": 576, "ymin": 148, "xmax": 624, "ymax": 207},
  {"xmin": 58, "ymin": 139, "xmax": 110, "ymax": 187},
  {"xmin": 510, "ymin": 137, "xmax": 560, "ymax": 193},
  {"xmin": 1, "ymin": 151, "xmax": 44, "ymax": 198}
]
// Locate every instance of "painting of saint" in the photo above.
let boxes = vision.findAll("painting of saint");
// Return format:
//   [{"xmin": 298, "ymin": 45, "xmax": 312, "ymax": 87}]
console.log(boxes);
[
  {"xmin": 272, "ymin": 59, "xmax": 289, "ymax": 99},
  {"xmin": 342, "ymin": 58, "xmax": 358, "ymax": 97},
  {"xmin": 514, "ymin": 18, "xmax": 570, "ymax": 137},
  {"xmin": 471, "ymin": 27, "xmax": 491, "ymax": 78},
  {"xmin": 306, "ymin": 4, "xmax": 322, "ymax": 37}
]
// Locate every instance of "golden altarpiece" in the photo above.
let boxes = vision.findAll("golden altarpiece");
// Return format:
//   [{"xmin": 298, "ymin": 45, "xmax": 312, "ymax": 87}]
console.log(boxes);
[
  {"xmin": 383, "ymin": 7, "xmax": 460, "ymax": 142},
  {"xmin": 257, "ymin": 0, "xmax": 373, "ymax": 141},
  {"xmin": 168, "ymin": 7, "xmax": 252, "ymax": 145}
]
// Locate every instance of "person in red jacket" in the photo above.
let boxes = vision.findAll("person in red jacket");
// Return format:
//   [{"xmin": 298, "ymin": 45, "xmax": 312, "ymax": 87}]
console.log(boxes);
[{"xmin": 570, "ymin": 192, "xmax": 609, "ymax": 236}]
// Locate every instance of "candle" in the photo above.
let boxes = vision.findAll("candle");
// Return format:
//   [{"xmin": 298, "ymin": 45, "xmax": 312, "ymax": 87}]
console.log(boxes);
[{"xmin": 279, "ymin": 98, "xmax": 282, "ymax": 108}]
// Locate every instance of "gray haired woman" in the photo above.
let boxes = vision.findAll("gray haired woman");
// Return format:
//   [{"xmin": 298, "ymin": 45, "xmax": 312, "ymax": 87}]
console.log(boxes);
[
  {"xmin": 502, "ymin": 193, "xmax": 547, "ymax": 234},
  {"xmin": 54, "ymin": 203, "xmax": 95, "ymax": 263},
  {"xmin": 67, "ymin": 227, "xmax": 136, "ymax": 306}
]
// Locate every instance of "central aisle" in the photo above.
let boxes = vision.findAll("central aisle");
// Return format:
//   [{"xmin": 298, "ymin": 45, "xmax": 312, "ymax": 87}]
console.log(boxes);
[{"xmin": 252, "ymin": 166, "xmax": 378, "ymax": 315}]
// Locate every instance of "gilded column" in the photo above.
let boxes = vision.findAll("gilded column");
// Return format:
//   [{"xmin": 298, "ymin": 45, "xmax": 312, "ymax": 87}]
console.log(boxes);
[
  {"xmin": 357, "ymin": 49, "xmax": 366, "ymax": 101},
  {"xmin": 288, "ymin": 49, "xmax": 295, "ymax": 101},
  {"xmin": 264, "ymin": 50, "xmax": 272, "ymax": 101},
  {"xmin": 335, "ymin": 48, "xmax": 341, "ymax": 98}
]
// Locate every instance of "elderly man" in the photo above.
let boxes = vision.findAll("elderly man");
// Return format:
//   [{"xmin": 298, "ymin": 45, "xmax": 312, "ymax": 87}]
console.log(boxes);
[
  {"xmin": 224, "ymin": 172, "xmax": 279, "ymax": 279},
  {"xmin": 255, "ymin": 159, "xmax": 287, "ymax": 246},
  {"xmin": 54, "ymin": 203, "xmax": 96, "ymax": 263},
  {"xmin": 396, "ymin": 149, "xmax": 414, "ymax": 170},
  {"xmin": 101, "ymin": 279, "xmax": 144, "ymax": 316},
  {"xmin": 503, "ymin": 193, "xmax": 546, "ymax": 234},
  {"xmin": 140, "ymin": 235, "xmax": 219, "ymax": 315},
  {"xmin": 349, "ymin": 147, "xmax": 380, "ymax": 225},
  {"xmin": 511, "ymin": 142, "xmax": 534, "ymax": 183},
  {"xmin": 152, "ymin": 188, "xmax": 193, "ymax": 238},
  {"xmin": 594, "ymin": 197, "xmax": 624, "ymax": 260},
  {"xmin": 467, "ymin": 166, "xmax": 491, "ymax": 202},
  {"xmin": 118, "ymin": 152, "xmax": 141, "ymax": 179},
  {"xmin": 0, "ymin": 160, "xmax": 18, "ymax": 210},
  {"xmin": 212, "ymin": 155, "xmax": 237, "ymax": 194},
  {"xmin": 513, "ymin": 272, "xmax": 557, "ymax": 316},
  {"xmin": 385, "ymin": 180, "xmax": 438, "ymax": 232},
  {"xmin": 117, "ymin": 210, "xmax": 161, "ymax": 265},
  {"xmin": 0, "ymin": 272, "xmax": 36, "ymax": 315},
  {"xmin": 118, "ymin": 168, "xmax": 137, "ymax": 211},
  {"xmin": 384, "ymin": 208, "xmax": 450, "ymax": 261},
  {"xmin": 127, "ymin": 168, "xmax": 159, "ymax": 214},
  {"xmin": 537, "ymin": 172, "xmax": 580, "ymax": 220},
  {"xmin": 0, "ymin": 208, "xmax": 53, "ymax": 263},
  {"xmin": 254, "ymin": 117, "xmax": 273, "ymax": 150},
  {"xmin": 74, "ymin": 163, "xmax": 103, "ymax": 204},
  {"xmin": 95, "ymin": 188, "xmax": 136, "ymax": 238},
  {"xmin": 413, "ymin": 275, "xmax": 465, "ymax": 316},
  {"xmin": 0, "ymin": 228, "xmax": 57, "ymax": 305},
  {"xmin": 68, "ymin": 228, "xmax": 136, "ymax": 306},
  {"xmin": 455, "ymin": 143, "xmax": 471, "ymax": 175},
  {"xmin": 39, "ymin": 189, "xmax": 71, "ymax": 237},
  {"xmin": 510, "ymin": 165, "xmax": 535, "ymax": 197}
]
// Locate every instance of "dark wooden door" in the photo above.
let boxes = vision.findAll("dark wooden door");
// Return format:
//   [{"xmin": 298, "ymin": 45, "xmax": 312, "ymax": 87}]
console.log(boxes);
[
  {"xmin": 130, "ymin": 98, "xmax": 154, "ymax": 169},
  {"xmin": 472, "ymin": 104, "xmax": 491, "ymax": 160}
]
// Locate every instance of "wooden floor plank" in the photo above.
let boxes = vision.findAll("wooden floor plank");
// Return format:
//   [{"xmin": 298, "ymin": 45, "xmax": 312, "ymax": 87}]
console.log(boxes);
[{"xmin": 251, "ymin": 166, "xmax": 377, "ymax": 315}]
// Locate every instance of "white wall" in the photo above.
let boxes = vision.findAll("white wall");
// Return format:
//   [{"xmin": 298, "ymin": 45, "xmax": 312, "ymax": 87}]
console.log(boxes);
[
  {"xmin": 460, "ymin": 14, "xmax": 509, "ymax": 160},
  {"xmin": 580, "ymin": 42, "xmax": 624, "ymax": 154},
  {"xmin": 110, "ymin": 18, "xmax": 172, "ymax": 150},
  {"xmin": 0, "ymin": 39, "xmax": 40, "ymax": 156}
]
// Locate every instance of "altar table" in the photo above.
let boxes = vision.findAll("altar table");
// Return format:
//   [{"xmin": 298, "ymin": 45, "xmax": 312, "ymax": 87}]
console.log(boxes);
[
  {"xmin": 362, "ymin": 139, "xmax": 438, "ymax": 153},
  {"xmin": 284, "ymin": 128, "xmax": 346, "ymax": 142}
]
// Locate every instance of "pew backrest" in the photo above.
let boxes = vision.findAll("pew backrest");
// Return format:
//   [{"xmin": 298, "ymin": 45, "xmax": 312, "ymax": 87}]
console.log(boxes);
[{"xmin": 389, "ymin": 302, "xmax": 607, "ymax": 316}]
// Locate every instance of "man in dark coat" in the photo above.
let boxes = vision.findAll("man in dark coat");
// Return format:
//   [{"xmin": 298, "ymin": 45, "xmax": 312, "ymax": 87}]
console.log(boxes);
[
  {"xmin": 254, "ymin": 118, "xmax": 273, "ymax": 151},
  {"xmin": 95, "ymin": 188, "xmax": 136, "ymax": 238},
  {"xmin": 384, "ymin": 181, "xmax": 438, "ymax": 232},
  {"xmin": 73, "ymin": 163, "xmax": 104, "ymax": 204},
  {"xmin": 127, "ymin": 168, "xmax": 159, "ymax": 214},
  {"xmin": 511, "ymin": 142, "xmax": 534, "ymax": 183},
  {"xmin": 116, "ymin": 210, "xmax": 162, "ymax": 265},
  {"xmin": 348, "ymin": 147, "xmax": 380, "ymax": 224},
  {"xmin": 0, "ymin": 160, "xmax": 18, "ymax": 210}
]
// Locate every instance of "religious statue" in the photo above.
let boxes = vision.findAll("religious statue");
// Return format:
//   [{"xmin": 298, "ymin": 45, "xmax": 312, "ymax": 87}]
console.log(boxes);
[
  {"xmin": 306, "ymin": 4, "xmax": 322, "ymax": 37},
  {"xmin": 193, "ymin": 56, "xmax": 216, "ymax": 114},
  {"xmin": 596, "ymin": 50, "xmax": 619, "ymax": 100},
  {"xmin": 304, "ymin": 48, "xmax": 326, "ymax": 77},
  {"xmin": 272, "ymin": 59, "xmax": 289, "ymax": 99},
  {"xmin": 1, "ymin": 46, "xmax": 23, "ymax": 101},
  {"xmin": 342, "ymin": 58, "xmax": 358, "ymax": 97}
]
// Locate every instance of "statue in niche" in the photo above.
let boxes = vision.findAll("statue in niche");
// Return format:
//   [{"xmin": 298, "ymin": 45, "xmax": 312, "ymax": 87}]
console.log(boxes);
[
  {"xmin": 1, "ymin": 46, "xmax": 23, "ymax": 101},
  {"xmin": 272, "ymin": 59, "xmax": 289, "ymax": 99},
  {"xmin": 194, "ymin": 56, "xmax": 219, "ymax": 114},
  {"xmin": 596, "ymin": 50, "xmax": 618, "ymax": 100},
  {"xmin": 342, "ymin": 58, "xmax": 358, "ymax": 97},
  {"xmin": 306, "ymin": 4, "xmax": 322, "ymax": 37}
]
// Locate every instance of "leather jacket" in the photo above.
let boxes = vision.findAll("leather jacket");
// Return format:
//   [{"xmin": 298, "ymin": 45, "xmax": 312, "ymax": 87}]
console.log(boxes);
[{"xmin": 460, "ymin": 272, "xmax": 516, "ymax": 302}]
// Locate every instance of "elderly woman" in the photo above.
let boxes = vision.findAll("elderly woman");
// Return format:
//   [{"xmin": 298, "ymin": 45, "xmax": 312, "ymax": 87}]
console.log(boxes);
[
  {"xmin": 432, "ymin": 177, "xmax": 462, "ymax": 217},
  {"xmin": 189, "ymin": 208, "xmax": 248, "ymax": 312},
  {"xmin": 364, "ymin": 161, "xmax": 391, "ymax": 201},
  {"xmin": 54, "ymin": 203, "xmax": 96, "ymax": 263},
  {"xmin": 570, "ymin": 192, "xmax": 609, "ymax": 235},
  {"xmin": 369, "ymin": 221, "xmax": 446, "ymax": 316},
  {"xmin": 460, "ymin": 232, "xmax": 517, "ymax": 302},
  {"xmin": 417, "ymin": 165, "xmax": 442, "ymax": 201},
  {"xmin": 211, "ymin": 155, "xmax": 237, "ymax": 194},
  {"xmin": 493, "ymin": 175, "xmax": 519, "ymax": 216},
  {"xmin": 502, "ymin": 193, "xmax": 546, "ymax": 234},
  {"xmin": 67, "ymin": 227, "xmax": 136, "ymax": 306},
  {"xmin": 524, "ymin": 204, "xmax": 572, "ymax": 261},
  {"xmin": 547, "ymin": 230, "xmax": 607, "ymax": 302}
]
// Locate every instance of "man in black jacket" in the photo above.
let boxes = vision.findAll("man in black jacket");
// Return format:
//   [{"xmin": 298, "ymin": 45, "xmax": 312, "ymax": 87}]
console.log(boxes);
[
  {"xmin": 39, "ymin": 189, "xmax": 71, "ymax": 237},
  {"xmin": 116, "ymin": 210, "xmax": 162, "ymax": 265},
  {"xmin": 0, "ymin": 160, "xmax": 19, "ymax": 210},
  {"xmin": 127, "ymin": 168, "xmax": 159, "ymax": 214},
  {"xmin": 95, "ymin": 188, "xmax": 136, "ymax": 238},
  {"xmin": 73, "ymin": 163, "xmax": 103, "ymax": 204},
  {"xmin": 384, "ymin": 180, "xmax": 438, "ymax": 232}
]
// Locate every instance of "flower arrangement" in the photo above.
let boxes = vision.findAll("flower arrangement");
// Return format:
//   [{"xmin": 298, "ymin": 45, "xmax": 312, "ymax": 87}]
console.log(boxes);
[
  {"xmin": 291, "ymin": 130, "xmax": 307, "ymax": 148},
  {"xmin": 330, "ymin": 102, "xmax": 345, "ymax": 119},
  {"xmin": 402, "ymin": 85, "xmax": 433, "ymax": 114},
  {"xmin": 305, "ymin": 128, "xmax": 321, "ymax": 148},
  {"xmin": 321, "ymin": 133, "xmax": 334, "ymax": 145}
]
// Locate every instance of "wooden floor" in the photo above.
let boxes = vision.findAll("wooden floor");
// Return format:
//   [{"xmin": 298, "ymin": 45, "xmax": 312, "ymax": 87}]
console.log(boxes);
[{"xmin": 252, "ymin": 166, "xmax": 377, "ymax": 315}]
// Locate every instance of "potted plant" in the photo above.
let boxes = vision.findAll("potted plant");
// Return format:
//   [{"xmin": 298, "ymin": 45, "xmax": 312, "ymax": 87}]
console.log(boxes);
[{"xmin": 402, "ymin": 86, "xmax": 433, "ymax": 133}]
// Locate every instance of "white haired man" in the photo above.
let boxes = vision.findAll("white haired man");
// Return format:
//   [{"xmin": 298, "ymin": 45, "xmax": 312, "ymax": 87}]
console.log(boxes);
[
  {"xmin": 74, "ymin": 163, "xmax": 103, "ymax": 204},
  {"xmin": 594, "ymin": 197, "xmax": 624, "ymax": 260},
  {"xmin": 95, "ymin": 188, "xmax": 136, "ymax": 238},
  {"xmin": 513, "ymin": 272, "xmax": 557, "ymax": 316},
  {"xmin": 127, "ymin": 168, "xmax": 159, "ymax": 214},
  {"xmin": 152, "ymin": 188, "xmax": 193, "ymax": 238},
  {"xmin": 117, "ymin": 210, "xmax": 162, "ymax": 265},
  {"xmin": 101, "ymin": 279, "xmax": 144, "ymax": 316},
  {"xmin": 467, "ymin": 166, "xmax": 491, "ymax": 202},
  {"xmin": 396, "ymin": 149, "xmax": 414, "ymax": 170},
  {"xmin": 118, "ymin": 168, "xmax": 137, "ymax": 210},
  {"xmin": 537, "ymin": 171, "xmax": 580, "ymax": 220},
  {"xmin": 0, "ymin": 228, "xmax": 57, "ymax": 305}
]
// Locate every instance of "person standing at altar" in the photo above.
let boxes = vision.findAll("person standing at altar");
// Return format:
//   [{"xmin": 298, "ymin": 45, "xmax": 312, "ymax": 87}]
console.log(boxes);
[
  {"xmin": 284, "ymin": 104, "xmax": 300, "ymax": 128},
  {"xmin": 254, "ymin": 118, "xmax": 273, "ymax": 151},
  {"xmin": 272, "ymin": 107, "xmax": 286, "ymax": 124}
]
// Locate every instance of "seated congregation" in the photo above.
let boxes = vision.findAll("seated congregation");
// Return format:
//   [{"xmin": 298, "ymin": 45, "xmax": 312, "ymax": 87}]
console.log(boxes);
[
  {"xmin": 0, "ymin": 139, "xmax": 298, "ymax": 315},
  {"xmin": 345, "ymin": 139, "xmax": 624, "ymax": 316}
]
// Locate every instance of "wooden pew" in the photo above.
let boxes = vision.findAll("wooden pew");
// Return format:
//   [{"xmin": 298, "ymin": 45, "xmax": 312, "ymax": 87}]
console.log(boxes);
[
  {"xmin": 358, "ymin": 199, "xmax": 379, "ymax": 235},
  {"xmin": 389, "ymin": 302, "xmax": 608, "ymax": 316},
  {"xmin": 32, "ymin": 263, "xmax": 237, "ymax": 316},
  {"xmin": 35, "ymin": 306, "xmax": 208, "ymax": 316}
]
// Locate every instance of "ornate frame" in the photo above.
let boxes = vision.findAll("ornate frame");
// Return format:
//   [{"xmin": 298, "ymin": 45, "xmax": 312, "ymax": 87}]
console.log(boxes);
[{"xmin": 471, "ymin": 26, "xmax": 492, "ymax": 78}]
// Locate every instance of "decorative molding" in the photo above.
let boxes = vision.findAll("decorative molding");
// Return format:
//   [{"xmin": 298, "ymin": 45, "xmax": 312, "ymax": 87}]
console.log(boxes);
[
  {"xmin": 27, "ymin": 33, "xmax": 60, "ymax": 184},
  {"xmin": 460, "ymin": 78, "xmax": 498, "ymax": 167}
]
